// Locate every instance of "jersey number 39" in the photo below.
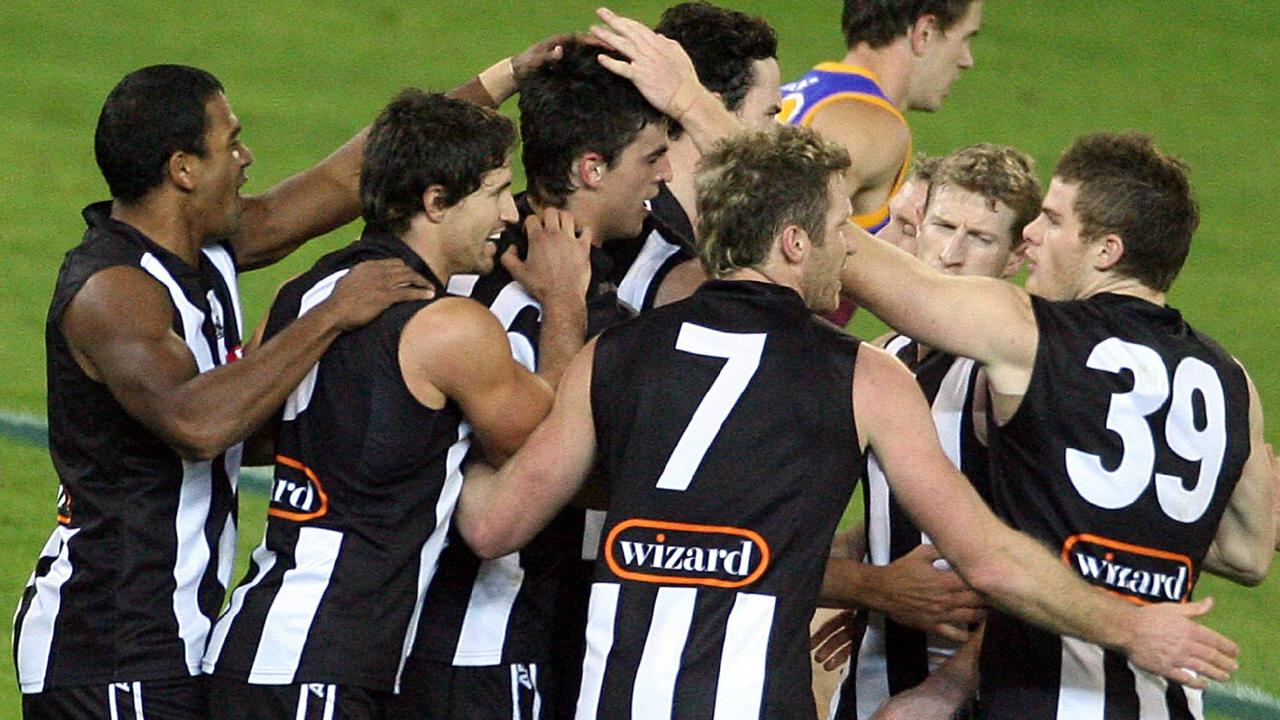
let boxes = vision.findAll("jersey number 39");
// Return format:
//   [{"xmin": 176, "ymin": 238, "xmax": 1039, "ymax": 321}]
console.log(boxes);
[{"xmin": 1065, "ymin": 337, "xmax": 1226, "ymax": 523}]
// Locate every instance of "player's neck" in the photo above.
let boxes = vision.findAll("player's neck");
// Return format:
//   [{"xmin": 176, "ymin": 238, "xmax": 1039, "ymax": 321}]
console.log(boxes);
[
  {"xmin": 535, "ymin": 194, "xmax": 607, "ymax": 248},
  {"xmin": 722, "ymin": 265, "xmax": 802, "ymax": 297},
  {"xmin": 1078, "ymin": 274, "xmax": 1166, "ymax": 306},
  {"xmin": 841, "ymin": 44, "xmax": 911, "ymax": 109},
  {"xmin": 665, "ymin": 136, "xmax": 700, "ymax": 236},
  {"xmin": 111, "ymin": 196, "xmax": 205, "ymax": 268},
  {"xmin": 400, "ymin": 215, "xmax": 454, "ymax": 285}
]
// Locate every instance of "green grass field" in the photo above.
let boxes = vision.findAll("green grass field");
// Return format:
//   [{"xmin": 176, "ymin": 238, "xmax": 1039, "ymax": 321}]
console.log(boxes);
[{"xmin": 1, "ymin": 1, "xmax": 1277, "ymax": 717}]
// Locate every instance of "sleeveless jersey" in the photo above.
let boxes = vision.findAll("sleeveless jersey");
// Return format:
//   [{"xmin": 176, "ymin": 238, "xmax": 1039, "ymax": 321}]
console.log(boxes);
[
  {"xmin": 15, "ymin": 202, "xmax": 243, "ymax": 692},
  {"xmin": 201, "ymin": 228, "xmax": 468, "ymax": 694},
  {"xmin": 831, "ymin": 337, "xmax": 989, "ymax": 720},
  {"xmin": 779, "ymin": 63, "xmax": 911, "ymax": 234},
  {"xmin": 410, "ymin": 196, "xmax": 693, "ymax": 669},
  {"xmin": 976, "ymin": 294, "xmax": 1251, "ymax": 720},
  {"xmin": 647, "ymin": 181, "xmax": 696, "ymax": 248},
  {"xmin": 579, "ymin": 280, "xmax": 863, "ymax": 720}
]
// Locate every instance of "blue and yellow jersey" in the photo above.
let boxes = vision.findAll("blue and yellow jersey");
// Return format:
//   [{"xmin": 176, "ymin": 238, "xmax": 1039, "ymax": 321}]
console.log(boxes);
[{"xmin": 778, "ymin": 63, "xmax": 912, "ymax": 233}]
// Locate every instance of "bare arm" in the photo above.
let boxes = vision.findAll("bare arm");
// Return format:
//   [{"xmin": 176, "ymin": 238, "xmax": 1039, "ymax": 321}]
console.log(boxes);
[
  {"xmin": 842, "ymin": 229, "xmax": 1039, "ymax": 402},
  {"xmin": 869, "ymin": 626, "xmax": 983, "ymax": 720},
  {"xmin": 502, "ymin": 208, "xmax": 592, "ymax": 388},
  {"xmin": 854, "ymin": 345, "xmax": 1239, "ymax": 687},
  {"xmin": 1203, "ymin": 370, "xmax": 1276, "ymax": 584},
  {"xmin": 401, "ymin": 298, "xmax": 553, "ymax": 463},
  {"xmin": 591, "ymin": 8, "xmax": 741, "ymax": 152},
  {"xmin": 455, "ymin": 339, "xmax": 601, "ymax": 558},
  {"xmin": 64, "ymin": 259, "xmax": 433, "ymax": 461},
  {"xmin": 808, "ymin": 101, "xmax": 911, "ymax": 217},
  {"xmin": 820, "ymin": 545, "xmax": 985, "ymax": 641},
  {"xmin": 229, "ymin": 57, "xmax": 554, "ymax": 271}
]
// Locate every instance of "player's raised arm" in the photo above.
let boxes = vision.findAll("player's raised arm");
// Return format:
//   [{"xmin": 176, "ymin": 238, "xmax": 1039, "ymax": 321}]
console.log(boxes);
[
  {"xmin": 853, "ymin": 345, "xmax": 1239, "ymax": 688},
  {"xmin": 590, "ymin": 7, "xmax": 741, "ymax": 152},
  {"xmin": 1203, "ymin": 369, "xmax": 1277, "ymax": 584},
  {"xmin": 842, "ymin": 227, "xmax": 1038, "ymax": 395},
  {"xmin": 231, "ymin": 43, "xmax": 567, "ymax": 271},
  {"xmin": 455, "ymin": 339, "xmax": 600, "ymax": 558}
]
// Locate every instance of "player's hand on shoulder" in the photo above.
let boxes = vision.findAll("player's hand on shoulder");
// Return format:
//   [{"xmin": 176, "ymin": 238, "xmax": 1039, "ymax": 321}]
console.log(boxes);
[
  {"xmin": 505, "ymin": 207, "xmax": 592, "ymax": 307},
  {"xmin": 1125, "ymin": 597, "xmax": 1238, "ymax": 688},
  {"xmin": 323, "ymin": 258, "xmax": 435, "ymax": 331}
]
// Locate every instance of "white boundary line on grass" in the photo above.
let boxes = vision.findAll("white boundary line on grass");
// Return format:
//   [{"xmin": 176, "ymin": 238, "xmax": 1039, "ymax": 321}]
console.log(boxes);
[{"xmin": 1, "ymin": 408, "xmax": 1279, "ymax": 717}]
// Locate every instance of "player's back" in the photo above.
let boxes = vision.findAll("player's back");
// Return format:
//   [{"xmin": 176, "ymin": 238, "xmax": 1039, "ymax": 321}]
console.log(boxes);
[
  {"xmin": 581, "ymin": 279, "xmax": 862, "ymax": 719},
  {"xmin": 979, "ymin": 292, "xmax": 1251, "ymax": 720}
]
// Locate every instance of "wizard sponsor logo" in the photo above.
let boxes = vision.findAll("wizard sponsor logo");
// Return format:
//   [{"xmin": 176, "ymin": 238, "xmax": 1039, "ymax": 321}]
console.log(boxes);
[
  {"xmin": 268, "ymin": 455, "xmax": 330, "ymax": 521},
  {"xmin": 1062, "ymin": 533, "xmax": 1194, "ymax": 604},
  {"xmin": 605, "ymin": 518, "xmax": 770, "ymax": 589}
]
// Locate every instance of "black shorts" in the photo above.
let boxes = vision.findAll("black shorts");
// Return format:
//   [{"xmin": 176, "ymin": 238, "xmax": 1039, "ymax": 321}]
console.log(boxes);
[
  {"xmin": 391, "ymin": 661, "xmax": 543, "ymax": 720},
  {"xmin": 204, "ymin": 675, "xmax": 394, "ymax": 720},
  {"xmin": 22, "ymin": 676, "xmax": 205, "ymax": 720}
]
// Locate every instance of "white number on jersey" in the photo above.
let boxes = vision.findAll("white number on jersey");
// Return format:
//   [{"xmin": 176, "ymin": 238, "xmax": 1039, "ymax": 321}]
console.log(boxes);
[
  {"xmin": 654, "ymin": 323, "xmax": 766, "ymax": 492},
  {"xmin": 1065, "ymin": 338, "xmax": 1227, "ymax": 522}
]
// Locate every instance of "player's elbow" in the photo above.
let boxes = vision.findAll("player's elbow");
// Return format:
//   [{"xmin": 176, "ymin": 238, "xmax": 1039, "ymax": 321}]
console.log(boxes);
[
  {"xmin": 165, "ymin": 416, "xmax": 239, "ymax": 462},
  {"xmin": 456, "ymin": 512, "xmax": 516, "ymax": 560},
  {"xmin": 1212, "ymin": 548, "xmax": 1273, "ymax": 587}
]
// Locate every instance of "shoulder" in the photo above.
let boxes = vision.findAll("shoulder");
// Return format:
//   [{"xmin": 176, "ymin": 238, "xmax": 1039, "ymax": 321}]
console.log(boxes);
[{"xmin": 402, "ymin": 296, "xmax": 509, "ymax": 356}]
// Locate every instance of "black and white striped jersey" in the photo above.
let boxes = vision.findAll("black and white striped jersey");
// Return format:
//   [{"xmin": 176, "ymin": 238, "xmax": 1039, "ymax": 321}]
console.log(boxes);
[
  {"xmin": 976, "ymin": 294, "xmax": 1250, "ymax": 720},
  {"xmin": 581, "ymin": 280, "xmax": 862, "ymax": 720},
  {"xmin": 410, "ymin": 197, "xmax": 694, "ymax": 670},
  {"xmin": 201, "ymin": 228, "xmax": 468, "ymax": 694},
  {"xmin": 15, "ymin": 202, "xmax": 243, "ymax": 693},
  {"xmin": 831, "ymin": 336, "xmax": 989, "ymax": 720},
  {"xmin": 646, "ymin": 182, "xmax": 696, "ymax": 252}
]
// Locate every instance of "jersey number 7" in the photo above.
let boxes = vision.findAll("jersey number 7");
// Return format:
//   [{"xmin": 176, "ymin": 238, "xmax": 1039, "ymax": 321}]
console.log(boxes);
[{"xmin": 654, "ymin": 323, "xmax": 766, "ymax": 492}]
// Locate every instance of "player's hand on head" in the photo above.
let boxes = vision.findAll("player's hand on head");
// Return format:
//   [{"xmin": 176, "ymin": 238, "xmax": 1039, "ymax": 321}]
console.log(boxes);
[
  {"xmin": 810, "ymin": 609, "xmax": 857, "ymax": 670},
  {"xmin": 513, "ymin": 33, "xmax": 603, "ymax": 82},
  {"xmin": 590, "ymin": 7, "xmax": 707, "ymax": 121},
  {"xmin": 1125, "ymin": 597, "xmax": 1238, "ymax": 688},
  {"xmin": 505, "ymin": 208, "xmax": 592, "ymax": 307},
  {"xmin": 881, "ymin": 544, "xmax": 986, "ymax": 641},
  {"xmin": 325, "ymin": 258, "xmax": 435, "ymax": 330}
]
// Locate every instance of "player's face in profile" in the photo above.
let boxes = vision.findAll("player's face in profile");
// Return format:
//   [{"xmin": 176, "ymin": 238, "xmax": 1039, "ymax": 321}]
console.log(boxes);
[
  {"xmin": 1023, "ymin": 179, "xmax": 1093, "ymax": 301},
  {"xmin": 915, "ymin": 183, "xmax": 1022, "ymax": 278},
  {"xmin": 911, "ymin": 0, "xmax": 982, "ymax": 111},
  {"xmin": 192, "ymin": 92, "xmax": 253, "ymax": 243},
  {"xmin": 803, "ymin": 175, "xmax": 855, "ymax": 313},
  {"xmin": 441, "ymin": 162, "xmax": 517, "ymax": 276},
  {"xmin": 734, "ymin": 58, "xmax": 783, "ymax": 131},
  {"xmin": 593, "ymin": 121, "xmax": 671, "ymax": 240},
  {"xmin": 876, "ymin": 177, "xmax": 929, "ymax": 254}
]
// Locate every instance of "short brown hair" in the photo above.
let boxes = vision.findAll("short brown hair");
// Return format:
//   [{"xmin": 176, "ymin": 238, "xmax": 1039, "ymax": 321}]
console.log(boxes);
[
  {"xmin": 1054, "ymin": 132, "xmax": 1198, "ymax": 292},
  {"xmin": 928, "ymin": 143, "xmax": 1043, "ymax": 246},
  {"xmin": 843, "ymin": 0, "xmax": 979, "ymax": 49},
  {"xmin": 696, "ymin": 126, "xmax": 850, "ymax": 278},
  {"xmin": 907, "ymin": 152, "xmax": 943, "ymax": 186}
]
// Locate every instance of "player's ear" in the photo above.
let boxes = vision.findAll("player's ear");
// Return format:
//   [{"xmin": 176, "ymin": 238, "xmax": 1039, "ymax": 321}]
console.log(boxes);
[
  {"xmin": 1002, "ymin": 241, "xmax": 1028, "ymax": 278},
  {"xmin": 1094, "ymin": 232, "xmax": 1125, "ymax": 272},
  {"xmin": 167, "ymin": 150, "xmax": 198, "ymax": 192},
  {"xmin": 910, "ymin": 14, "xmax": 938, "ymax": 55},
  {"xmin": 779, "ymin": 224, "xmax": 808, "ymax": 265},
  {"xmin": 422, "ymin": 185, "xmax": 450, "ymax": 223},
  {"xmin": 576, "ymin": 153, "xmax": 606, "ymax": 190}
]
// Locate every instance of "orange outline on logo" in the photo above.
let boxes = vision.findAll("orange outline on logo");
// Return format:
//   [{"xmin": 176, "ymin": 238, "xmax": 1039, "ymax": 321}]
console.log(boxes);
[
  {"xmin": 268, "ymin": 455, "xmax": 330, "ymax": 521},
  {"xmin": 1061, "ymin": 533, "xmax": 1194, "ymax": 605},
  {"xmin": 605, "ymin": 518, "xmax": 770, "ymax": 589}
]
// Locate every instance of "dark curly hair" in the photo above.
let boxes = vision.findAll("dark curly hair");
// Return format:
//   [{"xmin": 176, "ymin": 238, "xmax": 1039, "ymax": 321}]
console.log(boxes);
[
  {"xmin": 517, "ymin": 41, "xmax": 665, "ymax": 207},
  {"xmin": 655, "ymin": 2, "xmax": 777, "ymax": 113}
]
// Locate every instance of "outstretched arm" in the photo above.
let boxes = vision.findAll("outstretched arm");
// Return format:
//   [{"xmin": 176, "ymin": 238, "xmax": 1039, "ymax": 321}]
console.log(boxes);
[
  {"xmin": 854, "ymin": 345, "xmax": 1239, "ymax": 688},
  {"xmin": 64, "ymin": 258, "xmax": 433, "ymax": 461},
  {"xmin": 230, "ymin": 45, "xmax": 566, "ymax": 271},
  {"xmin": 455, "ymin": 339, "xmax": 601, "ymax": 557},
  {"xmin": 842, "ymin": 229, "xmax": 1039, "ymax": 401},
  {"xmin": 1204, "ymin": 369, "xmax": 1276, "ymax": 584}
]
